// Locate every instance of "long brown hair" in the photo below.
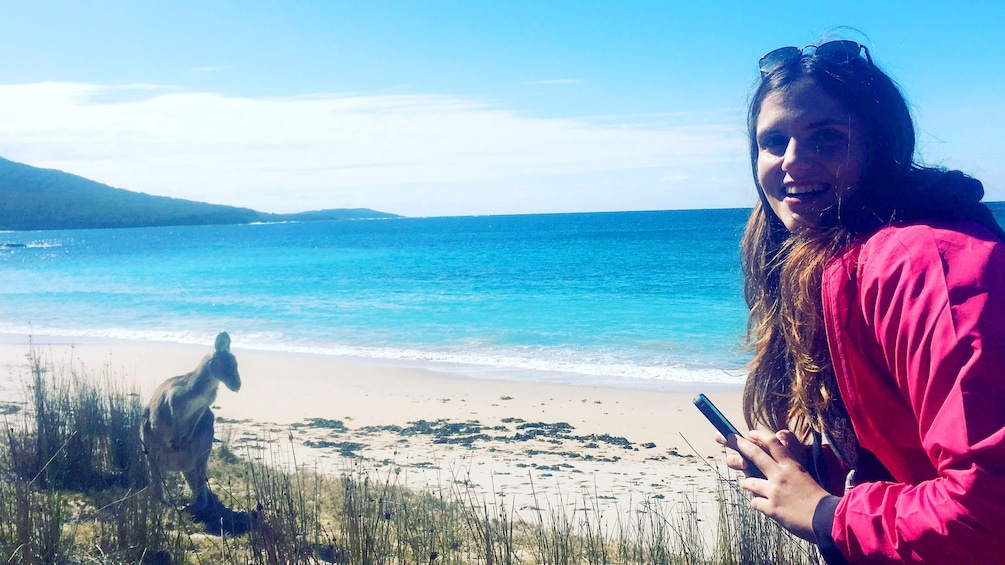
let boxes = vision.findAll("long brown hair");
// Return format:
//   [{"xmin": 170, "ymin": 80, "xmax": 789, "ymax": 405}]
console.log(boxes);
[
  {"xmin": 741, "ymin": 204, "xmax": 851, "ymax": 438},
  {"xmin": 739, "ymin": 46, "xmax": 998, "ymax": 439}
]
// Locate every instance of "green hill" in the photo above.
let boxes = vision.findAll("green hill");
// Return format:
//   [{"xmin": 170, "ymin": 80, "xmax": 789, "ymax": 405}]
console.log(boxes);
[{"xmin": 0, "ymin": 157, "xmax": 398, "ymax": 231}]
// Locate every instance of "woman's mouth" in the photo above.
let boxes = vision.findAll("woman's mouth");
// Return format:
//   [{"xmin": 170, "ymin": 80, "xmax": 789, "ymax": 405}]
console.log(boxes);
[{"xmin": 784, "ymin": 183, "xmax": 829, "ymax": 198}]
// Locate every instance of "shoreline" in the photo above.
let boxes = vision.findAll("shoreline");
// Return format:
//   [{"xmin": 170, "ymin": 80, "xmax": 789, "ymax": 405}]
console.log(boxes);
[
  {"xmin": 0, "ymin": 330, "xmax": 749, "ymax": 392},
  {"xmin": 0, "ymin": 333, "xmax": 746, "ymax": 529}
]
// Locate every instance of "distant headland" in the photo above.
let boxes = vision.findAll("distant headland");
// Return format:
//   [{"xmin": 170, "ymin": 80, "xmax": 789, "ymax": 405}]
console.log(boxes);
[{"xmin": 0, "ymin": 156, "xmax": 400, "ymax": 231}]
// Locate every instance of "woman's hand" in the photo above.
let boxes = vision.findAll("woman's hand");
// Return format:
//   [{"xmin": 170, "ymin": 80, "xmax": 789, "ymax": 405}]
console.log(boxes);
[{"xmin": 716, "ymin": 429, "xmax": 830, "ymax": 542}]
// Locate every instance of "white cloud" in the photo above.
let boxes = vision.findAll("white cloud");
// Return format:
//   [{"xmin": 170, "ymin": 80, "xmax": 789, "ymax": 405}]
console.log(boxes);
[{"xmin": 0, "ymin": 82, "xmax": 750, "ymax": 215}]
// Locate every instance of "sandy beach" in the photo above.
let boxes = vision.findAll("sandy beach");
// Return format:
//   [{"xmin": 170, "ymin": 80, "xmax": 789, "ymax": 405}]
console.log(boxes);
[{"xmin": 0, "ymin": 334, "xmax": 746, "ymax": 527}]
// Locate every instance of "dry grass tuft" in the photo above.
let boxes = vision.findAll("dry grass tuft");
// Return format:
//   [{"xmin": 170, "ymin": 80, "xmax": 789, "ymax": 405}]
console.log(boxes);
[{"xmin": 1, "ymin": 345, "xmax": 818, "ymax": 564}]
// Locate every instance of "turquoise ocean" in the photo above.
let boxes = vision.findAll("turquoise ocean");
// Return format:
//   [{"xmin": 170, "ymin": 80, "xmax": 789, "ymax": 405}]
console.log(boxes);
[{"xmin": 0, "ymin": 209, "xmax": 755, "ymax": 390}]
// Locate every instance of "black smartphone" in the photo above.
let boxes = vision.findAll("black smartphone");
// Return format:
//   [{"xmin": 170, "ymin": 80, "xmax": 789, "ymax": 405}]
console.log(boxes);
[{"xmin": 692, "ymin": 393, "xmax": 766, "ymax": 479}]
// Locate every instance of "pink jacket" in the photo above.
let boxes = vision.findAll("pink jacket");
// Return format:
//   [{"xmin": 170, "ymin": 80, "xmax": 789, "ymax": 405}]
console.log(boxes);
[{"xmin": 820, "ymin": 219, "xmax": 1005, "ymax": 563}]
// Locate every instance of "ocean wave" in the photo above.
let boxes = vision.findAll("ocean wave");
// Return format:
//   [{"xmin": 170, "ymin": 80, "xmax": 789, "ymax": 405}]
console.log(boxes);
[
  {"xmin": 0, "ymin": 323, "xmax": 747, "ymax": 388},
  {"xmin": 0, "ymin": 241, "xmax": 63, "ymax": 249}
]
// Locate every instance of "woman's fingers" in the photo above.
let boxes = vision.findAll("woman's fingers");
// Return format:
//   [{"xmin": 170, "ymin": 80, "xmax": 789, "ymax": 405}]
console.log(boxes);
[
  {"xmin": 713, "ymin": 427, "xmax": 826, "ymax": 541},
  {"xmin": 716, "ymin": 428, "xmax": 802, "ymax": 479},
  {"xmin": 728, "ymin": 454, "xmax": 764, "ymax": 479},
  {"xmin": 733, "ymin": 430, "xmax": 778, "ymax": 474},
  {"xmin": 714, "ymin": 430, "xmax": 771, "ymax": 478}
]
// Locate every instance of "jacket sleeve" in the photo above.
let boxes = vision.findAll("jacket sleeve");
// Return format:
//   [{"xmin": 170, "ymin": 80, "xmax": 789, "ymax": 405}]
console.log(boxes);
[{"xmin": 825, "ymin": 222, "xmax": 1005, "ymax": 563}]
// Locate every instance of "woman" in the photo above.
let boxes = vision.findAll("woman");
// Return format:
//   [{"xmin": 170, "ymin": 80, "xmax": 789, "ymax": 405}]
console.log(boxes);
[{"xmin": 724, "ymin": 40, "xmax": 1005, "ymax": 563}]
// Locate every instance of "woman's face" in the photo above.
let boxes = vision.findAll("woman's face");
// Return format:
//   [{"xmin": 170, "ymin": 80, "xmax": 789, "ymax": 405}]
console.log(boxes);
[{"xmin": 755, "ymin": 78, "xmax": 868, "ymax": 232}]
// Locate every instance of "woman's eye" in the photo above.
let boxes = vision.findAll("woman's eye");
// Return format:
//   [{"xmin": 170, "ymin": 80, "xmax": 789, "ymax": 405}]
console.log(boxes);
[
  {"xmin": 813, "ymin": 129, "xmax": 846, "ymax": 145},
  {"xmin": 759, "ymin": 134, "xmax": 788, "ymax": 153}
]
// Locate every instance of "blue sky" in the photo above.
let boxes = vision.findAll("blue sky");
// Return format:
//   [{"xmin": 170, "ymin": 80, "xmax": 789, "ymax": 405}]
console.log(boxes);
[{"xmin": 1, "ymin": 1, "xmax": 1002, "ymax": 216}]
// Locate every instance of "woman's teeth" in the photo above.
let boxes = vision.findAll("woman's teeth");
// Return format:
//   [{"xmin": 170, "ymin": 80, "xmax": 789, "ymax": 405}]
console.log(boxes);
[{"xmin": 785, "ymin": 184, "xmax": 828, "ymax": 196}]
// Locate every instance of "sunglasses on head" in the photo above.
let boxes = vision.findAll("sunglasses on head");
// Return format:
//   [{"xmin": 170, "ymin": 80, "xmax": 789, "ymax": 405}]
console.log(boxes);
[{"xmin": 758, "ymin": 40, "xmax": 873, "ymax": 77}]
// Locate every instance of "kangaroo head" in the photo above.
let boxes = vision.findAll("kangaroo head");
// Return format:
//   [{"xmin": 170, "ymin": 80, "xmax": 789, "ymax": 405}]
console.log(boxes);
[{"xmin": 210, "ymin": 331, "xmax": 241, "ymax": 392}]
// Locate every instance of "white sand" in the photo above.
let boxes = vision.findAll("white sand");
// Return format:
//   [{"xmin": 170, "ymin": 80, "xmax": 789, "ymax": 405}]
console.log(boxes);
[{"xmin": 0, "ymin": 334, "xmax": 747, "ymax": 527}]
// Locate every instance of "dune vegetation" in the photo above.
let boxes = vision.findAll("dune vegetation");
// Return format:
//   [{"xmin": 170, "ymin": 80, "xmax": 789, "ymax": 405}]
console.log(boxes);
[{"xmin": 0, "ymin": 346, "xmax": 820, "ymax": 564}]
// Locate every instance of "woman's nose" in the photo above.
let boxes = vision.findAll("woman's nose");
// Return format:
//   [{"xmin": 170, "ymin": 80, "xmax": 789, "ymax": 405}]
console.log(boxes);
[{"xmin": 781, "ymin": 138, "xmax": 813, "ymax": 173}]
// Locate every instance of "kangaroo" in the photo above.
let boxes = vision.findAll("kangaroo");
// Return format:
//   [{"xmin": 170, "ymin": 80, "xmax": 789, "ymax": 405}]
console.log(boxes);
[{"xmin": 140, "ymin": 332, "xmax": 241, "ymax": 511}]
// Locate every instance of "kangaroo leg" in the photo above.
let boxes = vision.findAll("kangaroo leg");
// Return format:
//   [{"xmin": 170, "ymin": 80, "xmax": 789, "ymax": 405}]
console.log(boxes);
[
  {"xmin": 140, "ymin": 419, "xmax": 166, "ymax": 501},
  {"xmin": 183, "ymin": 408, "xmax": 216, "ymax": 512}
]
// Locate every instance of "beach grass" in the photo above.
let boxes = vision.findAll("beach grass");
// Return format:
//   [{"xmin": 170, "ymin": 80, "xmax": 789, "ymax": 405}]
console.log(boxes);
[{"xmin": 0, "ymin": 345, "xmax": 820, "ymax": 564}]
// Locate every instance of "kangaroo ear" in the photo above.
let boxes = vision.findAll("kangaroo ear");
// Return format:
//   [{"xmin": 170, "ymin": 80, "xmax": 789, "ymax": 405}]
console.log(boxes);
[{"xmin": 215, "ymin": 332, "xmax": 231, "ymax": 353}]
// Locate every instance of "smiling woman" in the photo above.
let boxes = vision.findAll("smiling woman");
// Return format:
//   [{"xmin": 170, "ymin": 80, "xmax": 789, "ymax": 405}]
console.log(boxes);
[
  {"xmin": 754, "ymin": 78, "xmax": 866, "ymax": 232},
  {"xmin": 716, "ymin": 39, "xmax": 1005, "ymax": 564}
]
